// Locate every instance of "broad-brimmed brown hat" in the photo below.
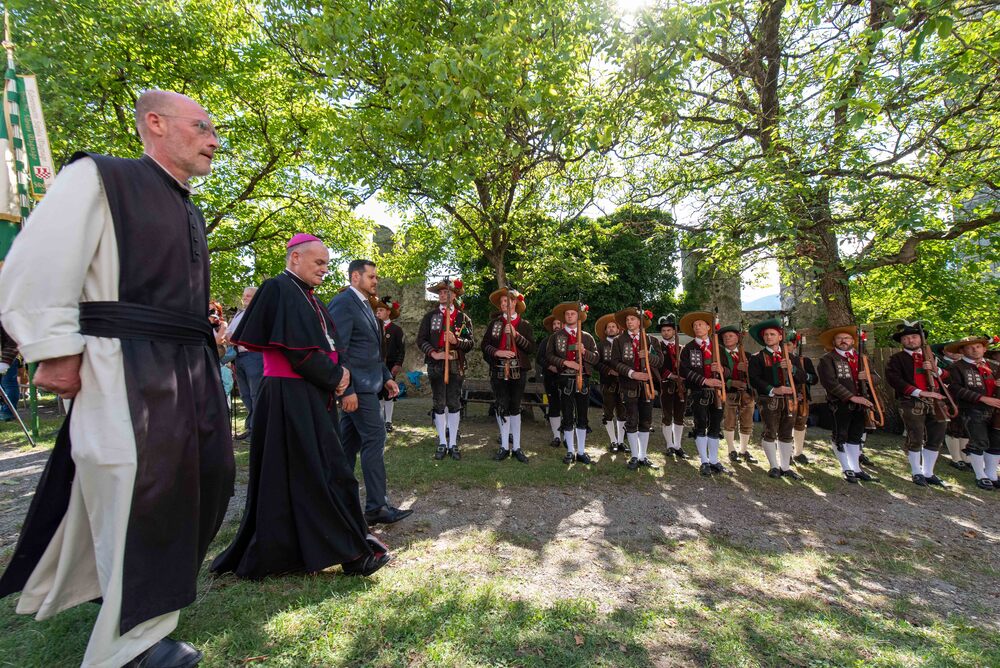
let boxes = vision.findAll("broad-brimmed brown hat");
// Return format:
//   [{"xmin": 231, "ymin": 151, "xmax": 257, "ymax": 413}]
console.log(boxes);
[
  {"xmin": 428, "ymin": 277, "xmax": 464, "ymax": 297},
  {"xmin": 594, "ymin": 314, "xmax": 620, "ymax": 340},
  {"xmin": 542, "ymin": 314, "xmax": 561, "ymax": 333},
  {"xmin": 818, "ymin": 325, "xmax": 858, "ymax": 351},
  {"xmin": 373, "ymin": 294, "xmax": 401, "ymax": 320},
  {"xmin": 679, "ymin": 311, "xmax": 713, "ymax": 338},
  {"xmin": 551, "ymin": 301, "xmax": 589, "ymax": 324},
  {"xmin": 944, "ymin": 336, "xmax": 991, "ymax": 355},
  {"xmin": 489, "ymin": 287, "xmax": 526, "ymax": 315},
  {"xmin": 615, "ymin": 306, "xmax": 653, "ymax": 331}
]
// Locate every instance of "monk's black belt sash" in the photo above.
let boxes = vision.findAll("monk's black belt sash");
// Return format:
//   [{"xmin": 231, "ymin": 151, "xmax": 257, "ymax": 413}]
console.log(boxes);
[{"xmin": 80, "ymin": 301, "xmax": 214, "ymax": 347}]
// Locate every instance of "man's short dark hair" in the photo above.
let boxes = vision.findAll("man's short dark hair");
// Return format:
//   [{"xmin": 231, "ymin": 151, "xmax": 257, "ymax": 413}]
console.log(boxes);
[{"xmin": 348, "ymin": 259, "xmax": 376, "ymax": 278}]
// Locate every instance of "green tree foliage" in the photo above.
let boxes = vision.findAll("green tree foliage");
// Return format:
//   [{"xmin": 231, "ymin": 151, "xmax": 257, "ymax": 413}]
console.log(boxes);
[
  {"xmin": 270, "ymin": 0, "xmax": 638, "ymax": 288},
  {"xmin": 9, "ymin": 0, "xmax": 373, "ymax": 305},
  {"xmin": 626, "ymin": 0, "xmax": 1000, "ymax": 327}
]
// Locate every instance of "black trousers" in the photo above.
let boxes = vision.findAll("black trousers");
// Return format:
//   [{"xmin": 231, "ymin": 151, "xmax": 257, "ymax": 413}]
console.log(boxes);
[
  {"xmin": 829, "ymin": 400, "xmax": 866, "ymax": 450},
  {"xmin": 959, "ymin": 407, "xmax": 1000, "ymax": 456},
  {"xmin": 558, "ymin": 375, "xmax": 590, "ymax": 431},
  {"xmin": 660, "ymin": 382, "xmax": 685, "ymax": 425},
  {"xmin": 898, "ymin": 398, "xmax": 946, "ymax": 452},
  {"xmin": 601, "ymin": 380, "xmax": 625, "ymax": 423},
  {"xmin": 759, "ymin": 396, "xmax": 795, "ymax": 442},
  {"xmin": 428, "ymin": 362, "xmax": 463, "ymax": 413},
  {"xmin": 491, "ymin": 373, "xmax": 526, "ymax": 417},
  {"xmin": 543, "ymin": 370, "xmax": 561, "ymax": 419},
  {"xmin": 622, "ymin": 383, "xmax": 653, "ymax": 433},
  {"xmin": 690, "ymin": 388, "xmax": 723, "ymax": 438}
]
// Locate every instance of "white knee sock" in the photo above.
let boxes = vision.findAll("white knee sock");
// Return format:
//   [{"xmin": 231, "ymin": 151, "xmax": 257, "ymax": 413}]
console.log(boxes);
[
  {"xmin": 793, "ymin": 429, "xmax": 806, "ymax": 457},
  {"xmin": 723, "ymin": 429, "xmax": 737, "ymax": 453},
  {"xmin": 549, "ymin": 416, "xmax": 562, "ymax": 439},
  {"xmin": 446, "ymin": 411, "xmax": 460, "ymax": 448},
  {"xmin": 708, "ymin": 437, "xmax": 720, "ymax": 465},
  {"xmin": 510, "ymin": 414, "xmax": 522, "ymax": 451},
  {"xmin": 968, "ymin": 453, "xmax": 987, "ymax": 479},
  {"xmin": 833, "ymin": 446, "xmax": 852, "ymax": 473},
  {"xmin": 499, "ymin": 416, "xmax": 511, "ymax": 451},
  {"xmin": 638, "ymin": 431, "xmax": 649, "ymax": 459},
  {"xmin": 434, "ymin": 412, "xmax": 447, "ymax": 445},
  {"xmin": 627, "ymin": 432, "xmax": 640, "ymax": 458},
  {"xmin": 575, "ymin": 428, "xmax": 588, "ymax": 455},
  {"xmin": 383, "ymin": 400, "xmax": 394, "ymax": 423},
  {"xmin": 604, "ymin": 421, "xmax": 617, "ymax": 444},
  {"xmin": 907, "ymin": 450, "xmax": 923, "ymax": 476},
  {"xmin": 695, "ymin": 436, "xmax": 709, "ymax": 463},
  {"xmin": 662, "ymin": 424, "xmax": 673, "ymax": 450},
  {"xmin": 761, "ymin": 441, "xmax": 778, "ymax": 469},
  {"xmin": 739, "ymin": 431, "xmax": 751, "ymax": 454},
  {"xmin": 778, "ymin": 441, "xmax": 793, "ymax": 470},
  {"xmin": 616, "ymin": 420, "xmax": 626, "ymax": 443},
  {"xmin": 673, "ymin": 423, "xmax": 685, "ymax": 450},
  {"xmin": 563, "ymin": 430, "xmax": 575, "ymax": 453},
  {"xmin": 845, "ymin": 443, "xmax": 862, "ymax": 472},
  {"xmin": 921, "ymin": 448, "xmax": 938, "ymax": 477},
  {"xmin": 985, "ymin": 453, "xmax": 1000, "ymax": 481}
]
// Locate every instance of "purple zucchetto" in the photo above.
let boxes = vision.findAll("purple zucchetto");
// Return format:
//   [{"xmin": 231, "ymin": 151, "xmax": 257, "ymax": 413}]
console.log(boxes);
[{"xmin": 286, "ymin": 233, "xmax": 322, "ymax": 249}]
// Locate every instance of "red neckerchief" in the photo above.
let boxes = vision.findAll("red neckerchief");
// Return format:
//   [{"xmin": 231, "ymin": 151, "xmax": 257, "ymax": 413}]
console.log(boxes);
[
  {"xmin": 630, "ymin": 333, "xmax": 641, "ymax": 370},
  {"xmin": 565, "ymin": 327, "xmax": 578, "ymax": 362},
  {"xmin": 725, "ymin": 348, "xmax": 741, "ymax": 380},
  {"xmin": 910, "ymin": 350, "xmax": 928, "ymax": 391},
  {"xmin": 499, "ymin": 314, "xmax": 520, "ymax": 351},
  {"xmin": 437, "ymin": 305, "xmax": 455, "ymax": 348},
  {"xmin": 840, "ymin": 349, "xmax": 859, "ymax": 383},
  {"xmin": 697, "ymin": 338, "xmax": 712, "ymax": 378},
  {"xmin": 976, "ymin": 360, "xmax": 996, "ymax": 396}
]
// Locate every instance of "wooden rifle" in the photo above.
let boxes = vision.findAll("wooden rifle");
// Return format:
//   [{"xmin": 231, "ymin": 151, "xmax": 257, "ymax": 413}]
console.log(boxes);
[
  {"xmin": 443, "ymin": 284, "xmax": 452, "ymax": 385},
  {"xmin": 503, "ymin": 302, "xmax": 518, "ymax": 380},
  {"xmin": 780, "ymin": 339, "xmax": 799, "ymax": 418},
  {"xmin": 638, "ymin": 306, "xmax": 657, "ymax": 401},
  {"xmin": 858, "ymin": 327, "xmax": 885, "ymax": 428},
  {"xmin": 575, "ymin": 301, "xmax": 585, "ymax": 392},
  {"xmin": 672, "ymin": 331, "xmax": 685, "ymax": 400},
  {"xmin": 794, "ymin": 332, "xmax": 810, "ymax": 419},
  {"xmin": 914, "ymin": 321, "xmax": 958, "ymax": 421},
  {"xmin": 712, "ymin": 308, "xmax": 726, "ymax": 408}
]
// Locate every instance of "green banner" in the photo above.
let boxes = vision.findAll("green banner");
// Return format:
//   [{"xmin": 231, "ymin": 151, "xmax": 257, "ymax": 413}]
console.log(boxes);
[{"xmin": 15, "ymin": 75, "xmax": 53, "ymax": 199}]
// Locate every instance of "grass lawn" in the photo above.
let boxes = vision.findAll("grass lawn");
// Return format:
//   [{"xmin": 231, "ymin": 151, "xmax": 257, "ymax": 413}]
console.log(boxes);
[{"xmin": 1, "ymin": 396, "xmax": 998, "ymax": 667}]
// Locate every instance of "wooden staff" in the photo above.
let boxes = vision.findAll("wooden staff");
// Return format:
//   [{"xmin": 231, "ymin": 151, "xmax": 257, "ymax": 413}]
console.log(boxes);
[
  {"xmin": 443, "ymin": 300, "xmax": 452, "ymax": 385},
  {"xmin": 914, "ymin": 321, "xmax": 958, "ymax": 421},
  {"xmin": 780, "ymin": 339, "xmax": 799, "ymax": 417},
  {"xmin": 638, "ymin": 309, "xmax": 657, "ymax": 401},
  {"xmin": 575, "ymin": 304, "xmax": 585, "ymax": 392},
  {"xmin": 503, "ymin": 301, "xmax": 518, "ymax": 380},
  {"xmin": 712, "ymin": 309, "xmax": 726, "ymax": 408},
  {"xmin": 795, "ymin": 332, "xmax": 810, "ymax": 419},
  {"xmin": 858, "ymin": 328, "xmax": 885, "ymax": 428}
]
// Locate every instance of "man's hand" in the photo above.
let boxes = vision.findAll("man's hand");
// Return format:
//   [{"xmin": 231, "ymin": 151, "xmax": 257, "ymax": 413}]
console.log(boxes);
[
  {"xmin": 384, "ymin": 379, "xmax": 400, "ymax": 399},
  {"xmin": 920, "ymin": 391, "xmax": 944, "ymax": 401},
  {"xmin": 737, "ymin": 362, "xmax": 748, "ymax": 373},
  {"xmin": 849, "ymin": 395, "xmax": 874, "ymax": 409},
  {"xmin": 979, "ymin": 395, "xmax": 1000, "ymax": 409},
  {"xmin": 431, "ymin": 351, "xmax": 446, "ymax": 361},
  {"xmin": 341, "ymin": 393, "xmax": 359, "ymax": 412},
  {"xmin": 564, "ymin": 360, "xmax": 580, "ymax": 370},
  {"xmin": 772, "ymin": 385, "xmax": 794, "ymax": 396},
  {"xmin": 711, "ymin": 361, "xmax": 724, "ymax": 376},
  {"xmin": 703, "ymin": 377, "xmax": 723, "ymax": 389},
  {"xmin": 336, "ymin": 367, "xmax": 351, "ymax": 396},
  {"xmin": 496, "ymin": 350, "xmax": 516, "ymax": 359},
  {"xmin": 444, "ymin": 331, "xmax": 458, "ymax": 345},
  {"xmin": 35, "ymin": 355, "xmax": 83, "ymax": 399},
  {"xmin": 632, "ymin": 371, "xmax": 650, "ymax": 382},
  {"xmin": 922, "ymin": 361, "xmax": 936, "ymax": 372}
]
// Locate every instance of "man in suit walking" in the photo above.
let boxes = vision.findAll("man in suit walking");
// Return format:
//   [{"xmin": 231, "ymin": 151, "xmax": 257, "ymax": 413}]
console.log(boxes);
[{"xmin": 328, "ymin": 259, "xmax": 413, "ymax": 525}]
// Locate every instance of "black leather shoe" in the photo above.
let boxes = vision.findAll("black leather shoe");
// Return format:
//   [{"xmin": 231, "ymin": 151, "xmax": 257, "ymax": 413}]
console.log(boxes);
[
  {"xmin": 234, "ymin": 431, "xmax": 250, "ymax": 441},
  {"xmin": 710, "ymin": 462, "xmax": 728, "ymax": 475},
  {"xmin": 450, "ymin": 447, "xmax": 461, "ymax": 461},
  {"xmin": 365, "ymin": 506, "xmax": 413, "ymax": 526},
  {"xmin": 513, "ymin": 449, "xmax": 529, "ymax": 463},
  {"xmin": 949, "ymin": 460, "xmax": 969, "ymax": 471},
  {"xmin": 854, "ymin": 470, "xmax": 879, "ymax": 482},
  {"xmin": 843, "ymin": 471, "xmax": 859, "ymax": 484},
  {"xmin": 342, "ymin": 551, "xmax": 393, "ymax": 577},
  {"xmin": 493, "ymin": 448, "xmax": 510, "ymax": 461},
  {"xmin": 793, "ymin": 453, "xmax": 809, "ymax": 465},
  {"xmin": 924, "ymin": 475, "xmax": 947, "ymax": 487},
  {"xmin": 781, "ymin": 468, "xmax": 804, "ymax": 481},
  {"xmin": 742, "ymin": 452, "xmax": 758, "ymax": 464},
  {"xmin": 549, "ymin": 437, "xmax": 562, "ymax": 448},
  {"xmin": 562, "ymin": 452, "xmax": 576, "ymax": 464},
  {"xmin": 641, "ymin": 458, "xmax": 658, "ymax": 469},
  {"xmin": 699, "ymin": 463, "xmax": 712, "ymax": 476},
  {"xmin": 976, "ymin": 478, "xmax": 995, "ymax": 490},
  {"xmin": 433, "ymin": 445, "xmax": 447, "ymax": 460},
  {"xmin": 576, "ymin": 453, "xmax": 594, "ymax": 465},
  {"xmin": 385, "ymin": 422, "xmax": 394, "ymax": 433},
  {"xmin": 124, "ymin": 638, "xmax": 203, "ymax": 668},
  {"xmin": 768, "ymin": 467, "xmax": 782, "ymax": 479},
  {"xmin": 673, "ymin": 447, "xmax": 689, "ymax": 460},
  {"xmin": 859, "ymin": 453, "xmax": 874, "ymax": 467},
  {"xmin": 912, "ymin": 474, "xmax": 928, "ymax": 487},
  {"xmin": 729, "ymin": 451, "xmax": 741, "ymax": 463},
  {"xmin": 627, "ymin": 457, "xmax": 640, "ymax": 470}
]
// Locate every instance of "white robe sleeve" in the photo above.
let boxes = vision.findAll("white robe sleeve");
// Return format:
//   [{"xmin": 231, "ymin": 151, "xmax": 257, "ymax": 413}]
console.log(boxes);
[{"xmin": 0, "ymin": 158, "xmax": 109, "ymax": 363}]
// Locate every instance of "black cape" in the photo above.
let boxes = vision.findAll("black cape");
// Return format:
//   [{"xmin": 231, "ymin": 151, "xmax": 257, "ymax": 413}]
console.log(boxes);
[{"xmin": 210, "ymin": 271, "xmax": 372, "ymax": 578}]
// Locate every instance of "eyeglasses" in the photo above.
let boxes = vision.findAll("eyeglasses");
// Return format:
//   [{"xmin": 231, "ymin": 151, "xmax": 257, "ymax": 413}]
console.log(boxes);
[{"xmin": 153, "ymin": 112, "xmax": 219, "ymax": 138}]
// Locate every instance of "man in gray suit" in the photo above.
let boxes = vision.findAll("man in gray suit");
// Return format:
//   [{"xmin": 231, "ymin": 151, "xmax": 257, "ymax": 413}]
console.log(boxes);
[{"xmin": 328, "ymin": 259, "xmax": 413, "ymax": 525}]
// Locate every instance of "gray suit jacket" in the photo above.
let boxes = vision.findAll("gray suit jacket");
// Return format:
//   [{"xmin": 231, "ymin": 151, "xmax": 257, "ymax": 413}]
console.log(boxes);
[{"xmin": 328, "ymin": 289, "xmax": 391, "ymax": 394}]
